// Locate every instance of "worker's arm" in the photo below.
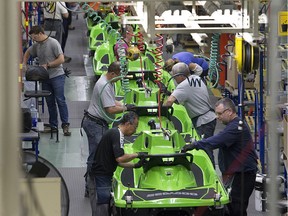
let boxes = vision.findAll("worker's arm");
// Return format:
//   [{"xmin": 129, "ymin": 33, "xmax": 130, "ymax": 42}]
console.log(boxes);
[
  {"xmin": 60, "ymin": 2, "xmax": 69, "ymax": 18},
  {"xmin": 105, "ymin": 104, "xmax": 127, "ymax": 114},
  {"xmin": 115, "ymin": 100, "xmax": 124, "ymax": 107},
  {"xmin": 116, "ymin": 153, "xmax": 138, "ymax": 164},
  {"xmin": 163, "ymin": 95, "xmax": 177, "ymax": 107},
  {"xmin": 43, "ymin": 54, "xmax": 65, "ymax": 69},
  {"xmin": 22, "ymin": 47, "xmax": 31, "ymax": 71},
  {"xmin": 118, "ymin": 162, "xmax": 135, "ymax": 168},
  {"xmin": 62, "ymin": 12, "xmax": 69, "ymax": 19}
]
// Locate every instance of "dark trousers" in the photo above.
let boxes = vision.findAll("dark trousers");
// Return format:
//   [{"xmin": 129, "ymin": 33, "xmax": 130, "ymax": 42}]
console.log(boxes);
[
  {"xmin": 195, "ymin": 119, "xmax": 217, "ymax": 166},
  {"xmin": 87, "ymin": 175, "xmax": 111, "ymax": 216},
  {"xmin": 62, "ymin": 9, "xmax": 73, "ymax": 52},
  {"xmin": 195, "ymin": 119, "xmax": 216, "ymax": 139},
  {"xmin": 61, "ymin": 17, "xmax": 69, "ymax": 52},
  {"xmin": 224, "ymin": 172, "xmax": 256, "ymax": 216}
]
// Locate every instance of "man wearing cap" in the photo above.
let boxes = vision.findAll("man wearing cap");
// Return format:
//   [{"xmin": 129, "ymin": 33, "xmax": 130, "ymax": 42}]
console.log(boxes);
[{"xmin": 163, "ymin": 62, "xmax": 216, "ymax": 164}]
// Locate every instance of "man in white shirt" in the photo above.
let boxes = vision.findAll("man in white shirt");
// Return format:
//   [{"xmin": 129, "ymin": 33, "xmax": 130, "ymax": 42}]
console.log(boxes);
[{"xmin": 43, "ymin": 2, "xmax": 71, "ymax": 62}]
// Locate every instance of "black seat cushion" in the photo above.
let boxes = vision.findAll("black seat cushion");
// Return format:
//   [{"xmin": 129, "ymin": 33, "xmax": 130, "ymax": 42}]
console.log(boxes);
[{"xmin": 25, "ymin": 66, "xmax": 49, "ymax": 81}]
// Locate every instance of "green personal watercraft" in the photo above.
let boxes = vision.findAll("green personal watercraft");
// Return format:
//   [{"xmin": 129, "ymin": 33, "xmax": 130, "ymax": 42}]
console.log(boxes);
[{"xmin": 111, "ymin": 128, "xmax": 230, "ymax": 216}]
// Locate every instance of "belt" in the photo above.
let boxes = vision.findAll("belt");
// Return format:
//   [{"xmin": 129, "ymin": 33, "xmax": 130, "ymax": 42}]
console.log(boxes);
[
  {"xmin": 84, "ymin": 110, "xmax": 108, "ymax": 127},
  {"xmin": 44, "ymin": 18, "xmax": 61, "ymax": 22},
  {"xmin": 80, "ymin": 110, "xmax": 108, "ymax": 137}
]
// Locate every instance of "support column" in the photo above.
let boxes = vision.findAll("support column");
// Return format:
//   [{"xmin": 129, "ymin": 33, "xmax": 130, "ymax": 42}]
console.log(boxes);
[{"xmin": 0, "ymin": 0, "xmax": 21, "ymax": 215}]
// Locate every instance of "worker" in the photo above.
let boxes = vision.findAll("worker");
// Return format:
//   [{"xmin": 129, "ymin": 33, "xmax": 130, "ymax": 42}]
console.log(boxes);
[
  {"xmin": 164, "ymin": 51, "xmax": 209, "ymax": 78},
  {"xmin": 181, "ymin": 97, "xmax": 258, "ymax": 216},
  {"xmin": 22, "ymin": 25, "xmax": 71, "ymax": 136},
  {"xmin": 86, "ymin": 111, "xmax": 146, "ymax": 216},
  {"xmin": 114, "ymin": 25, "xmax": 134, "ymax": 61},
  {"xmin": 163, "ymin": 62, "xmax": 216, "ymax": 164},
  {"xmin": 43, "ymin": 2, "xmax": 71, "ymax": 62},
  {"xmin": 81, "ymin": 61, "xmax": 135, "ymax": 197},
  {"xmin": 188, "ymin": 62, "xmax": 203, "ymax": 76}
]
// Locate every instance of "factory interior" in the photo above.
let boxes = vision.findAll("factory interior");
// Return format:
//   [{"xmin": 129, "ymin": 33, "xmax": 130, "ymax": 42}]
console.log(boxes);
[{"xmin": 0, "ymin": 0, "xmax": 287, "ymax": 215}]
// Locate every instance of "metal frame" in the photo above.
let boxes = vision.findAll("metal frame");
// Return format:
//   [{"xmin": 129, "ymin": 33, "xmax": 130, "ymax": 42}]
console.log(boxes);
[{"xmin": 119, "ymin": 0, "xmax": 259, "ymax": 38}]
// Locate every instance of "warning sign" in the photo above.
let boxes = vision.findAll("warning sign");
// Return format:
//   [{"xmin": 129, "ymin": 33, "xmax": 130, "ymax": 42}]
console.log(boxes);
[{"xmin": 279, "ymin": 11, "xmax": 288, "ymax": 36}]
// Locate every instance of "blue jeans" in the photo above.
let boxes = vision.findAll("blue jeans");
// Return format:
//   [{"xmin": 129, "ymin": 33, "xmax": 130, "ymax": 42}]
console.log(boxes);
[
  {"xmin": 82, "ymin": 117, "xmax": 108, "ymax": 172},
  {"xmin": 87, "ymin": 175, "xmax": 111, "ymax": 216},
  {"xmin": 42, "ymin": 74, "xmax": 69, "ymax": 128}
]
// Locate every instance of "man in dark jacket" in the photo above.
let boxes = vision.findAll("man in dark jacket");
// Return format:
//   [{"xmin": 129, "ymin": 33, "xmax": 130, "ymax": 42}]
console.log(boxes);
[{"xmin": 182, "ymin": 97, "xmax": 258, "ymax": 216}]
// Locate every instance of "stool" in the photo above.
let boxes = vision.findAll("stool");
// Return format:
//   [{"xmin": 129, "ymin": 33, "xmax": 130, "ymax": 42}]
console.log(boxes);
[
  {"xmin": 44, "ymin": 123, "xmax": 59, "ymax": 142},
  {"xmin": 24, "ymin": 79, "xmax": 59, "ymax": 142}
]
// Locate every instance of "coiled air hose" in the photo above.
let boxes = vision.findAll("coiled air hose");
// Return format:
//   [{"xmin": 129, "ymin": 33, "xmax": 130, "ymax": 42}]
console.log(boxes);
[
  {"xmin": 208, "ymin": 33, "xmax": 220, "ymax": 88},
  {"xmin": 152, "ymin": 34, "xmax": 164, "ymax": 128}
]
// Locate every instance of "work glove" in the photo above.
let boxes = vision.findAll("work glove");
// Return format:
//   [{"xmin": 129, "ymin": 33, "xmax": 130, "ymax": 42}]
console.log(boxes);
[
  {"xmin": 137, "ymin": 152, "xmax": 148, "ymax": 158},
  {"xmin": 157, "ymin": 81, "xmax": 171, "ymax": 96},
  {"xmin": 64, "ymin": 67, "xmax": 71, "ymax": 78},
  {"xmin": 134, "ymin": 157, "xmax": 147, "ymax": 168},
  {"xmin": 125, "ymin": 104, "xmax": 137, "ymax": 111},
  {"xmin": 181, "ymin": 143, "xmax": 196, "ymax": 153}
]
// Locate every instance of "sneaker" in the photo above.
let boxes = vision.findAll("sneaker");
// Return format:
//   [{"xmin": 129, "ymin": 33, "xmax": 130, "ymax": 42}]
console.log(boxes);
[
  {"xmin": 64, "ymin": 56, "xmax": 72, "ymax": 63},
  {"xmin": 62, "ymin": 124, "xmax": 71, "ymax": 136}
]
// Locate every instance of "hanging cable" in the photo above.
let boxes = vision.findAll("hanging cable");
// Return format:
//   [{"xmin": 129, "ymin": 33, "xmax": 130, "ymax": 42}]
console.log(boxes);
[
  {"xmin": 208, "ymin": 33, "xmax": 220, "ymax": 88},
  {"xmin": 151, "ymin": 34, "xmax": 164, "ymax": 128},
  {"xmin": 136, "ymin": 29, "xmax": 145, "ymax": 54},
  {"xmin": 133, "ymin": 27, "xmax": 147, "ymax": 88}
]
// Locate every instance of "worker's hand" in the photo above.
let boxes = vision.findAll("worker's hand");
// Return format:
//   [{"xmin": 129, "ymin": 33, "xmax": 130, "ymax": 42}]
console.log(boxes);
[
  {"xmin": 125, "ymin": 104, "xmax": 137, "ymax": 111},
  {"xmin": 157, "ymin": 82, "xmax": 171, "ymax": 96},
  {"xmin": 181, "ymin": 143, "xmax": 196, "ymax": 153},
  {"xmin": 137, "ymin": 152, "xmax": 148, "ymax": 158},
  {"xmin": 133, "ymin": 157, "xmax": 147, "ymax": 168},
  {"xmin": 165, "ymin": 89, "xmax": 172, "ymax": 96}
]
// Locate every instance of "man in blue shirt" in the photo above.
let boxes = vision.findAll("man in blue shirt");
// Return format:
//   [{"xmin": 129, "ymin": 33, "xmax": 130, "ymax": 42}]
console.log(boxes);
[
  {"xmin": 182, "ymin": 97, "xmax": 258, "ymax": 216},
  {"xmin": 164, "ymin": 51, "xmax": 209, "ymax": 78}
]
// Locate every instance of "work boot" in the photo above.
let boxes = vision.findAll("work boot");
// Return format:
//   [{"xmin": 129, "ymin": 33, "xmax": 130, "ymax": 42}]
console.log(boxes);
[{"xmin": 62, "ymin": 123, "xmax": 71, "ymax": 136}]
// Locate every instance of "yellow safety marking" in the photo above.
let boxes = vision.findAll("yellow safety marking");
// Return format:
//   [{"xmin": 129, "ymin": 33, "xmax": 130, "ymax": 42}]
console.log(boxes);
[
  {"xmin": 278, "ymin": 11, "xmax": 288, "ymax": 36},
  {"xmin": 245, "ymin": 116, "xmax": 255, "ymax": 132},
  {"xmin": 245, "ymin": 89, "xmax": 255, "ymax": 102}
]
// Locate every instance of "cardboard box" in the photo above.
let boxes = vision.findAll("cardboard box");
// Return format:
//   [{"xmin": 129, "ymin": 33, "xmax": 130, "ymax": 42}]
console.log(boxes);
[
  {"xmin": 226, "ymin": 57, "xmax": 255, "ymax": 90},
  {"xmin": 20, "ymin": 177, "xmax": 61, "ymax": 216}
]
